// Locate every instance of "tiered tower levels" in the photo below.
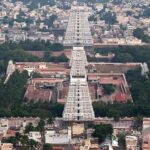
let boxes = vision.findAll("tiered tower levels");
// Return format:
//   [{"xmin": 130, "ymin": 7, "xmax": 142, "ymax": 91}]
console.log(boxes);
[
  {"xmin": 63, "ymin": 6, "xmax": 93, "ymax": 47},
  {"xmin": 63, "ymin": 47, "xmax": 95, "ymax": 121}
]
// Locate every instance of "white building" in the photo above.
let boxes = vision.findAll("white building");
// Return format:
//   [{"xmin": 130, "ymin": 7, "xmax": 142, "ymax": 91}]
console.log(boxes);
[
  {"xmin": 7, "ymin": 31, "xmax": 27, "ymax": 42},
  {"xmin": 28, "ymin": 32, "xmax": 54, "ymax": 42},
  {"xmin": 0, "ymin": 143, "xmax": 13, "ymax": 150},
  {"xmin": 45, "ymin": 127, "xmax": 71, "ymax": 144},
  {"xmin": 0, "ymin": 119, "xmax": 9, "ymax": 136},
  {"xmin": 125, "ymin": 135, "xmax": 138, "ymax": 150},
  {"xmin": 141, "ymin": 62, "xmax": 149, "ymax": 76},
  {"xmin": 6, "ymin": 60, "xmax": 15, "ymax": 75},
  {"xmin": 0, "ymin": 32, "xmax": 6, "ymax": 44},
  {"xmin": 28, "ymin": 131, "xmax": 41, "ymax": 143}
]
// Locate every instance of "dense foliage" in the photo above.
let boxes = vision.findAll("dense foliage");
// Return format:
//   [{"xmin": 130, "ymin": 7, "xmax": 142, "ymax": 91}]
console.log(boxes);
[
  {"xmin": 6, "ymin": 132, "xmax": 39, "ymax": 149},
  {"xmin": 93, "ymin": 68, "xmax": 150, "ymax": 119},
  {"xmin": 25, "ymin": 119, "xmax": 45, "ymax": 133},
  {"xmin": 93, "ymin": 46, "xmax": 150, "ymax": 119},
  {"xmin": 0, "ymin": 50, "xmax": 40, "ymax": 62},
  {"xmin": 43, "ymin": 144, "xmax": 53, "ymax": 150},
  {"xmin": 0, "ymin": 40, "xmax": 64, "ymax": 51},
  {"xmin": 133, "ymin": 28, "xmax": 150, "ymax": 43},
  {"xmin": 0, "ymin": 50, "xmax": 39, "ymax": 73},
  {"xmin": 95, "ymin": 46, "xmax": 150, "ymax": 67},
  {"xmin": 117, "ymin": 133, "xmax": 126, "ymax": 150},
  {"xmin": 0, "ymin": 71, "xmax": 64, "ymax": 118},
  {"xmin": 113, "ymin": 52, "xmax": 134, "ymax": 63},
  {"xmin": 103, "ymin": 84, "xmax": 115, "ymax": 95},
  {"xmin": 92, "ymin": 124, "xmax": 113, "ymax": 143},
  {"xmin": 0, "ymin": 70, "xmax": 28, "ymax": 108},
  {"xmin": 0, "ymin": 41, "xmax": 67, "ymax": 73},
  {"xmin": 44, "ymin": 52, "xmax": 69, "ymax": 62},
  {"xmin": 143, "ymin": 7, "xmax": 150, "ymax": 17},
  {"xmin": 100, "ymin": 11, "xmax": 117, "ymax": 25},
  {"xmin": 43, "ymin": 15, "xmax": 58, "ymax": 28}
]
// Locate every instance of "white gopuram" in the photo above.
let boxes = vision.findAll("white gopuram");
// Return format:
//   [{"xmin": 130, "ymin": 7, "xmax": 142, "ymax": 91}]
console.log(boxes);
[
  {"xmin": 4, "ymin": 60, "xmax": 16, "ymax": 84},
  {"xmin": 63, "ymin": 5, "xmax": 93, "ymax": 47},
  {"xmin": 63, "ymin": 47, "xmax": 95, "ymax": 121}
]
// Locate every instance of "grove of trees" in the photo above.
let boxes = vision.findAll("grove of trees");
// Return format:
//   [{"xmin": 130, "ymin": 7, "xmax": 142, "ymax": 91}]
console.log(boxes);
[
  {"xmin": 133, "ymin": 28, "xmax": 150, "ymax": 43},
  {"xmin": 94, "ymin": 46, "xmax": 150, "ymax": 66},
  {"xmin": 0, "ymin": 40, "xmax": 68, "ymax": 74},
  {"xmin": 0, "ymin": 70, "xmax": 64, "ymax": 118},
  {"xmin": 6, "ymin": 132, "xmax": 39, "ymax": 149},
  {"xmin": 0, "ymin": 40, "xmax": 64, "ymax": 51},
  {"xmin": 92, "ymin": 124, "xmax": 113, "ymax": 143},
  {"xmin": 93, "ymin": 46, "xmax": 150, "ymax": 119},
  {"xmin": 101, "ymin": 11, "xmax": 117, "ymax": 25},
  {"xmin": 143, "ymin": 7, "xmax": 150, "ymax": 18},
  {"xmin": 103, "ymin": 84, "xmax": 115, "ymax": 95}
]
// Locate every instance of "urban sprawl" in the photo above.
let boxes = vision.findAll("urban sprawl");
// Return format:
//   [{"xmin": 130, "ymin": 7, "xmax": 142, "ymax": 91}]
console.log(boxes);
[{"xmin": 0, "ymin": 0, "xmax": 150, "ymax": 150}]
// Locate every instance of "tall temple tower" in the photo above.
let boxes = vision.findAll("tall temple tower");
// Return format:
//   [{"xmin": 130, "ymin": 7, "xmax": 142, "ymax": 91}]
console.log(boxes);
[
  {"xmin": 63, "ymin": 5, "xmax": 93, "ymax": 47},
  {"xmin": 63, "ymin": 46, "xmax": 95, "ymax": 122}
]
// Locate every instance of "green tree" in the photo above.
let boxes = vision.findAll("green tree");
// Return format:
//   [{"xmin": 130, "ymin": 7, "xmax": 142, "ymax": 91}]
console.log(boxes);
[
  {"xmin": 118, "ymin": 133, "xmax": 126, "ymax": 150},
  {"xmin": 47, "ymin": 116, "xmax": 54, "ymax": 124},
  {"xmin": 31, "ymin": 72, "xmax": 42, "ymax": 78},
  {"xmin": 37, "ymin": 119, "xmax": 45, "ymax": 132},
  {"xmin": 113, "ymin": 53, "xmax": 134, "ymax": 63},
  {"xmin": 143, "ymin": 7, "xmax": 150, "ymax": 17},
  {"xmin": 24, "ymin": 123, "xmax": 35, "ymax": 133},
  {"xmin": 103, "ymin": 84, "xmax": 115, "ymax": 95},
  {"xmin": 88, "ymin": 15, "xmax": 97, "ymax": 21},
  {"xmin": 44, "ymin": 15, "xmax": 58, "ymax": 28},
  {"xmin": 93, "ymin": 124, "xmax": 113, "ymax": 143},
  {"xmin": 43, "ymin": 143, "xmax": 52, "ymax": 150},
  {"xmin": 44, "ymin": 51, "xmax": 51, "ymax": 61},
  {"xmin": 133, "ymin": 28, "xmax": 150, "ymax": 43},
  {"xmin": 51, "ymin": 43, "xmax": 64, "ymax": 51},
  {"xmin": 101, "ymin": 11, "xmax": 117, "ymax": 25},
  {"xmin": 108, "ymin": 109, "xmax": 121, "ymax": 121},
  {"xmin": 126, "ymin": 11, "xmax": 133, "ymax": 16}
]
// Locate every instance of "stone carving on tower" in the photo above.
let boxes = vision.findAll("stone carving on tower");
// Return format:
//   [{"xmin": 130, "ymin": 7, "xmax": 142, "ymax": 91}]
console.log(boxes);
[
  {"xmin": 63, "ymin": 5, "xmax": 93, "ymax": 47},
  {"xmin": 63, "ymin": 47, "xmax": 95, "ymax": 121}
]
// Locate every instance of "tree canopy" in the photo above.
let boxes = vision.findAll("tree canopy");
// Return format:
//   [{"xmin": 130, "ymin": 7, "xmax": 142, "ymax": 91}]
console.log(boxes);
[
  {"xmin": 0, "ymin": 40, "xmax": 64, "ymax": 51},
  {"xmin": 133, "ymin": 28, "xmax": 150, "ymax": 43},
  {"xmin": 0, "ymin": 70, "xmax": 64, "ymax": 118},
  {"xmin": 94, "ymin": 46, "xmax": 150, "ymax": 67},
  {"xmin": 103, "ymin": 84, "xmax": 115, "ymax": 95},
  {"xmin": 6, "ymin": 132, "xmax": 39, "ymax": 149},
  {"xmin": 113, "ymin": 53, "xmax": 134, "ymax": 63},
  {"xmin": 143, "ymin": 7, "xmax": 150, "ymax": 17},
  {"xmin": 92, "ymin": 124, "xmax": 113, "ymax": 143},
  {"xmin": 43, "ymin": 144, "xmax": 53, "ymax": 150},
  {"xmin": 93, "ymin": 69, "xmax": 150, "ymax": 119},
  {"xmin": 101, "ymin": 11, "xmax": 117, "ymax": 25}
]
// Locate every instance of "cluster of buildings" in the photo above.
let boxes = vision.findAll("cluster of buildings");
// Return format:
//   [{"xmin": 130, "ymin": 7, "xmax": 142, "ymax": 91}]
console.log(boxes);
[
  {"xmin": 6, "ymin": 59, "xmax": 148, "ymax": 105},
  {"xmin": 1, "ymin": 0, "xmax": 148, "ymax": 45},
  {"xmin": 90, "ymin": 0, "xmax": 150, "ymax": 45},
  {"xmin": 0, "ymin": 116, "xmax": 149, "ymax": 150},
  {"xmin": 0, "ymin": 0, "xmax": 70, "ymax": 43},
  {"xmin": 1, "ymin": 1, "xmax": 150, "ymax": 150}
]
